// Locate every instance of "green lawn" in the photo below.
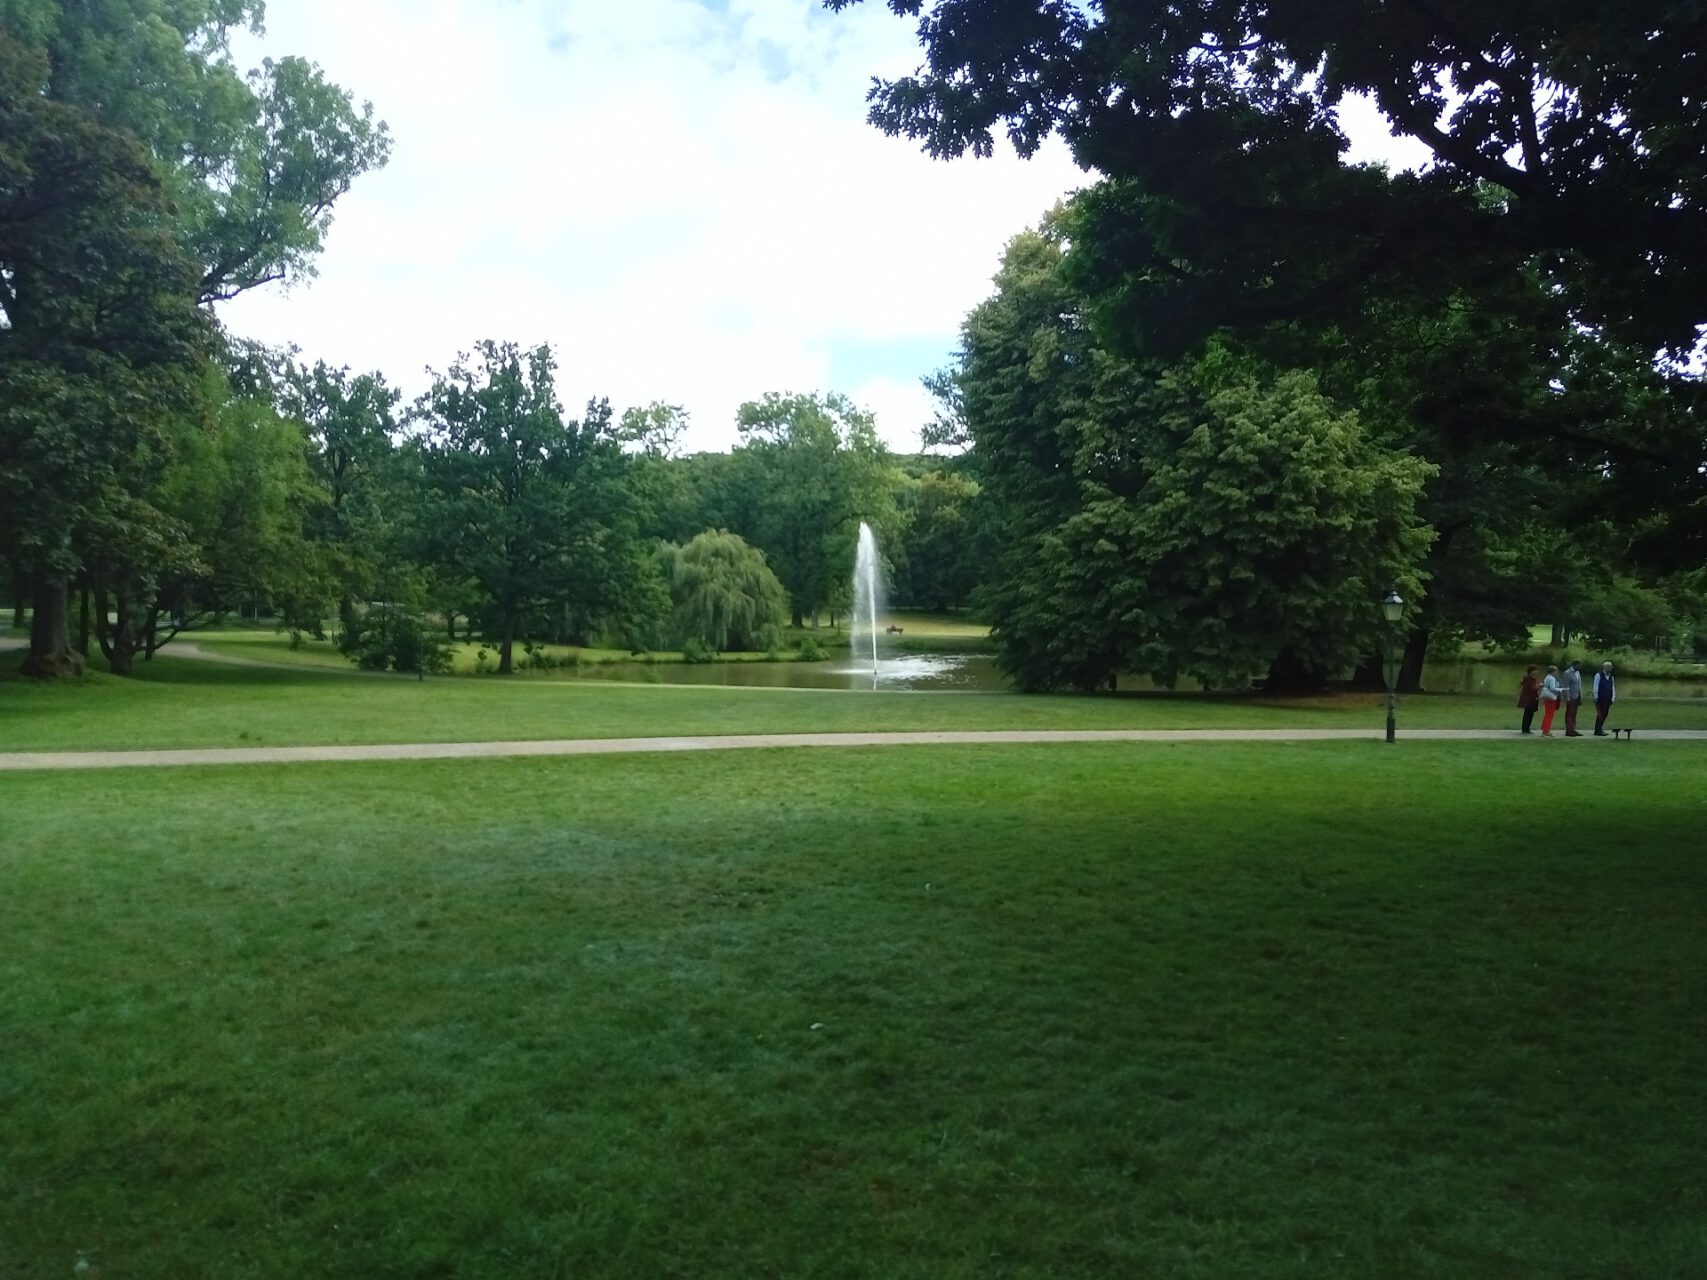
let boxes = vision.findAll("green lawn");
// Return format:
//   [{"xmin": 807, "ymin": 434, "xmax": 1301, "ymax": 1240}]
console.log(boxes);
[
  {"xmin": 188, "ymin": 627, "xmax": 798, "ymax": 673},
  {"xmin": 3, "ymin": 654, "xmax": 1706, "ymax": 753},
  {"xmin": 2, "ymin": 743, "xmax": 1702, "ymax": 1278}
]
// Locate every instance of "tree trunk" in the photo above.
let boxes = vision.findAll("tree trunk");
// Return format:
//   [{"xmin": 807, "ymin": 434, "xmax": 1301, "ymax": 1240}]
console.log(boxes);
[
  {"xmin": 21, "ymin": 574, "xmax": 82, "ymax": 678},
  {"xmin": 1348, "ymin": 650, "xmax": 1385, "ymax": 691},
  {"xmin": 791, "ymin": 606, "xmax": 804, "ymax": 628},
  {"xmin": 143, "ymin": 607, "xmax": 158, "ymax": 661},
  {"xmin": 77, "ymin": 584, "xmax": 91, "ymax": 657},
  {"xmin": 1397, "ymin": 625, "xmax": 1430, "ymax": 694},
  {"xmin": 1262, "ymin": 647, "xmax": 1331, "ymax": 694},
  {"xmin": 1550, "ymin": 622, "xmax": 1566, "ymax": 646},
  {"xmin": 498, "ymin": 610, "xmax": 517, "ymax": 674},
  {"xmin": 10, "ymin": 563, "xmax": 26, "ymax": 629},
  {"xmin": 446, "ymin": 612, "xmax": 457, "ymax": 641}
]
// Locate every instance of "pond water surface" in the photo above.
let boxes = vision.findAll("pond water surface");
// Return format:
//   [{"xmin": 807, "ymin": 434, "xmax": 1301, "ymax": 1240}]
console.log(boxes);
[{"xmin": 559, "ymin": 650, "xmax": 1707, "ymax": 698}]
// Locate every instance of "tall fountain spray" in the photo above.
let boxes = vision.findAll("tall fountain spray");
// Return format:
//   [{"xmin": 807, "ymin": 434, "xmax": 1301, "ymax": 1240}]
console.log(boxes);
[{"xmin": 853, "ymin": 522, "xmax": 882, "ymax": 690}]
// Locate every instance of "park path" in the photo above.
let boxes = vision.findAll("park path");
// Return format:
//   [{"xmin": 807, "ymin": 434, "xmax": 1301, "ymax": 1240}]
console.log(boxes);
[{"xmin": 3, "ymin": 728, "xmax": 1705, "ymax": 772}]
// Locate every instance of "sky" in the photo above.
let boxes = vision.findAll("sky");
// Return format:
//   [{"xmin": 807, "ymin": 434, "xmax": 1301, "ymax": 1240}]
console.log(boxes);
[{"xmin": 220, "ymin": 1, "xmax": 1428, "ymax": 454}]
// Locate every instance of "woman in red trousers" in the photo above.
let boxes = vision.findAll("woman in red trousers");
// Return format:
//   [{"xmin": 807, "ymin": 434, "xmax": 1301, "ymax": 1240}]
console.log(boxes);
[{"xmin": 1539, "ymin": 665, "xmax": 1563, "ymax": 736}]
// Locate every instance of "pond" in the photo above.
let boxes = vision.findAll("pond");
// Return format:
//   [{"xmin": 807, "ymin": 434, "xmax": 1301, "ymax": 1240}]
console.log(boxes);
[{"xmin": 557, "ymin": 648, "xmax": 1707, "ymax": 699}]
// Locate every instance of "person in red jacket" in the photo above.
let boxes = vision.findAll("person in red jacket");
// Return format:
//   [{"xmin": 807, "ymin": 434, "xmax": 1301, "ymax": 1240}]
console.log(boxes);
[{"xmin": 1517, "ymin": 665, "xmax": 1540, "ymax": 735}]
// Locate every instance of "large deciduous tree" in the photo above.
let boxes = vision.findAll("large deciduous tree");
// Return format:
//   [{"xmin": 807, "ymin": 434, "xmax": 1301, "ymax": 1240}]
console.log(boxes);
[
  {"xmin": 0, "ymin": 0, "xmax": 388, "ymax": 676},
  {"xmin": 280, "ymin": 360, "xmax": 401, "ymax": 628},
  {"xmin": 826, "ymin": 0, "xmax": 1707, "ymax": 358},
  {"xmin": 961, "ymin": 226, "xmax": 1433, "ymax": 691},
  {"xmin": 734, "ymin": 392, "xmax": 899, "ymax": 628},
  {"xmin": 891, "ymin": 469, "xmax": 980, "ymax": 612},
  {"xmin": 84, "ymin": 376, "xmax": 329, "ymax": 674},
  {"xmin": 0, "ymin": 29, "xmax": 210, "ymax": 674},
  {"xmin": 409, "ymin": 342, "xmax": 646, "ymax": 676}
]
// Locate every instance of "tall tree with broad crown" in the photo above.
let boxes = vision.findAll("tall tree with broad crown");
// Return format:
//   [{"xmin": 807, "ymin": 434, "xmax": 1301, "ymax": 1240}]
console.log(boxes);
[
  {"xmin": 0, "ymin": 1, "xmax": 388, "ymax": 675},
  {"xmin": 408, "ymin": 342, "xmax": 646, "ymax": 676}
]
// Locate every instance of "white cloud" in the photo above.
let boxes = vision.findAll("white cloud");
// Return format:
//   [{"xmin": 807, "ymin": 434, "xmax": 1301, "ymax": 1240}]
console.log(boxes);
[
  {"xmin": 220, "ymin": 4, "xmax": 1430, "ymax": 454},
  {"xmin": 219, "ymin": 0, "xmax": 1084, "ymax": 453}
]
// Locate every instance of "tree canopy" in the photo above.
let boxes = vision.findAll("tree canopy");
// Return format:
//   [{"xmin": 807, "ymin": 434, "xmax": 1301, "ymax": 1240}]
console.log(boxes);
[
  {"xmin": 734, "ymin": 392, "xmax": 900, "ymax": 627},
  {"xmin": 959, "ymin": 225, "xmax": 1432, "ymax": 691},
  {"xmin": 0, "ymin": 0, "xmax": 388, "ymax": 675},
  {"xmin": 407, "ymin": 342, "xmax": 647, "ymax": 675},
  {"xmin": 826, "ymin": 0, "xmax": 1707, "ymax": 356},
  {"xmin": 662, "ymin": 530, "xmax": 789, "ymax": 654}
]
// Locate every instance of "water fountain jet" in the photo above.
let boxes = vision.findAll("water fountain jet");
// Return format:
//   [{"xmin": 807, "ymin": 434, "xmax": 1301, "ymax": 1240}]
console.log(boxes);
[{"xmin": 852, "ymin": 522, "xmax": 883, "ymax": 690}]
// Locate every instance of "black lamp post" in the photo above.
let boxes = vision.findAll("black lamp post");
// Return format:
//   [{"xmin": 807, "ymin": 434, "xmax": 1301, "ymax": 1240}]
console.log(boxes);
[{"xmin": 1381, "ymin": 589, "xmax": 1404, "ymax": 744}]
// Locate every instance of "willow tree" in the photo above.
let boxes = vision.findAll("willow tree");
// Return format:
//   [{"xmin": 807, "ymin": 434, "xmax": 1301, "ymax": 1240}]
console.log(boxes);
[{"xmin": 663, "ymin": 530, "xmax": 789, "ymax": 653}]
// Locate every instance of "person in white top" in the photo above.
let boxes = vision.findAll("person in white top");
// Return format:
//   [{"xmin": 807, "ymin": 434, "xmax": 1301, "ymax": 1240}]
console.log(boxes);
[{"xmin": 1539, "ymin": 665, "xmax": 1562, "ymax": 736}]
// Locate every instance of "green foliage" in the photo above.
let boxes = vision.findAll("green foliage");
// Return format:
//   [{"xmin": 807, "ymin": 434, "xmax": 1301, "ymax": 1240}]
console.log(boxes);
[
  {"xmin": 616, "ymin": 401, "xmax": 689, "ymax": 458},
  {"xmin": 827, "ymin": 0, "xmax": 1707, "ymax": 360},
  {"xmin": 0, "ymin": 26, "xmax": 210, "ymax": 670},
  {"xmin": 1574, "ymin": 578, "xmax": 1682, "ymax": 651},
  {"xmin": 0, "ymin": 0, "xmax": 390, "ymax": 302},
  {"xmin": 891, "ymin": 470, "xmax": 980, "ymax": 610},
  {"xmin": 278, "ymin": 359, "xmax": 401, "ymax": 621},
  {"xmin": 407, "ymin": 342, "xmax": 652, "ymax": 674},
  {"xmin": 960, "ymin": 229, "xmax": 1433, "ymax": 691},
  {"xmin": 679, "ymin": 636, "xmax": 716, "ymax": 664},
  {"xmin": 832, "ymin": 0, "xmax": 1707, "ymax": 582},
  {"xmin": 661, "ymin": 529, "xmax": 788, "ymax": 654},
  {"xmin": 795, "ymin": 635, "xmax": 828, "ymax": 662},
  {"xmin": 734, "ymin": 392, "xmax": 902, "ymax": 626},
  {"xmin": 0, "ymin": 2, "xmax": 386, "ymax": 674},
  {"xmin": 337, "ymin": 607, "xmax": 451, "ymax": 675}
]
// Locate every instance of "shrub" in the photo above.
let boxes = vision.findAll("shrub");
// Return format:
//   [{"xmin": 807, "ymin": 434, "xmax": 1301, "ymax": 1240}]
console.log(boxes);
[
  {"xmin": 797, "ymin": 636, "xmax": 828, "ymax": 662},
  {"xmin": 681, "ymin": 637, "xmax": 717, "ymax": 664},
  {"xmin": 338, "ymin": 609, "xmax": 453, "ymax": 675},
  {"xmin": 521, "ymin": 642, "xmax": 559, "ymax": 671}
]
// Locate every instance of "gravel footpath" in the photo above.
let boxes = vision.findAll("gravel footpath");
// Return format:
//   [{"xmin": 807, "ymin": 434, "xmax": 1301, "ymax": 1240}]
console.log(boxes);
[{"xmin": 3, "ymin": 727, "xmax": 1703, "ymax": 772}]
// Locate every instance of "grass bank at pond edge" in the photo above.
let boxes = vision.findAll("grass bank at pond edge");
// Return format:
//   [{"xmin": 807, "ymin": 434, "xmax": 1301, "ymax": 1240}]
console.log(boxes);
[{"xmin": 4, "ymin": 653, "xmax": 1707, "ymax": 751}]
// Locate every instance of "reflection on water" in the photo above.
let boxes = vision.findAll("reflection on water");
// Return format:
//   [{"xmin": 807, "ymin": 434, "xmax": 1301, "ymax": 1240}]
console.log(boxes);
[
  {"xmin": 561, "ymin": 652, "xmax": 1009, "ymax": 691},
  {"xmin": 555, "ymin": 649, "xmax": 1707, "ymax": 698}
]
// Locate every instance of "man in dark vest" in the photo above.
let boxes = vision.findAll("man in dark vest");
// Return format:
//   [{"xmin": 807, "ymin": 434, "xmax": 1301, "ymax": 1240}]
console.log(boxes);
[{"xmin": 1592, "ymin": 662, "xmax": 1617, "ymax": 736}]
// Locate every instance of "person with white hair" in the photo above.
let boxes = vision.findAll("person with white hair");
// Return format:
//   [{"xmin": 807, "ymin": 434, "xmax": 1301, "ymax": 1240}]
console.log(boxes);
[{"xmin": 1592, "ymin": 661, "xmax": 1617, "ymax": 736}]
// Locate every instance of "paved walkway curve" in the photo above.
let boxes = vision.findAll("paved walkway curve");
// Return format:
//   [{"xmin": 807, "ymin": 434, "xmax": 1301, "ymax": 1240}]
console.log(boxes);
[{"xmin": 3, "ymin": 728, "xmax": 1704, "ymax": 772}]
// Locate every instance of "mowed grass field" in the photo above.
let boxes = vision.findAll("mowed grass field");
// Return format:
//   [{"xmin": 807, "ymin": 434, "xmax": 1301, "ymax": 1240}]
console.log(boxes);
[
  {"xmin": 2, "ymin": 743, "xmax": 1704, "ymax": 1278},
  {"xmin": 4, "ymin": 652, "xmax": 1707, "ymax": 753}
]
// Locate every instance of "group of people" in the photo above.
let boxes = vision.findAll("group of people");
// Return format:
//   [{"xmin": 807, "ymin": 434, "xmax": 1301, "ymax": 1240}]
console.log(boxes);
[{"xmin": 1517, "ymin": 661, "xmax": 1617, "ymax": 737}]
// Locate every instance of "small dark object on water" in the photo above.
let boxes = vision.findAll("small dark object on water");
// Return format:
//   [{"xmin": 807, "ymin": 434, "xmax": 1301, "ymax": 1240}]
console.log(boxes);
[{"xmin": 886, "ymin": 625, "xmax": 904, "ymax": 634}]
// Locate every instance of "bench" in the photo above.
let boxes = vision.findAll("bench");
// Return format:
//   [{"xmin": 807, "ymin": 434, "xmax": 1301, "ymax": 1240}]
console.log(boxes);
[{"xmin": 1612, "ymin": 727, "xmax": 1635, "ymax": 741}]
